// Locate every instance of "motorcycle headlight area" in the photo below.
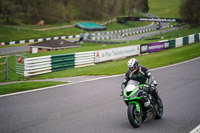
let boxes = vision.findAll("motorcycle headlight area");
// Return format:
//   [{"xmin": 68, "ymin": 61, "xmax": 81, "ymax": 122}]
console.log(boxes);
[
  {"xmin": 125, "ymin": 89, "xmax": 143, "ymax": 99},
  {"xmin": 129, "ymin": 90, "xmax": 141, "ymax": 98}
]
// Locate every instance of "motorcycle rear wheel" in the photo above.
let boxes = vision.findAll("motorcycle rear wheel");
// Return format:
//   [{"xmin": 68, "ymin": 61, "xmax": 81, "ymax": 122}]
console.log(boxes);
[
  {"xmin": 155, "ymin": 97, "xmax": 163, "ymax": 119},
  {"xmin": 127, "ymin": 104, "xmax": 142, "ymax": 128}
]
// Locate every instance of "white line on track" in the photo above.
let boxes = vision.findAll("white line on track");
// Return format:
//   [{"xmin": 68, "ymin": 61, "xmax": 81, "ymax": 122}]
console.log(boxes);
[
  {"xmin": 189, "ymin": 124, "xmax": 200, "ymax": 133},
  {"xmin": 0, "ymin": 56, "xmax": 200, "ymax": 98}
]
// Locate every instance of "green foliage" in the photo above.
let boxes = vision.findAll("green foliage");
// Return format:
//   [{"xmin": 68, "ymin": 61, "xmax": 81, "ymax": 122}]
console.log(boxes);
[
  {"xmin": 0, "ymin": 0, "xmax": 149, "ymax": 25},
  {"xmin": 179, "ymin": 0, "xmax": 200, "ymax": 27}
]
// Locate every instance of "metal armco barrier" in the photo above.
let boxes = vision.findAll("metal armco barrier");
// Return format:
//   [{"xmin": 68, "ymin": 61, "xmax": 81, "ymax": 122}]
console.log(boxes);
[
  {"xmin": 23, "ymin": 33, "xmax": 200, "ymax": 77},
  {"xmin": 24, "ymin": 56, "xmax": 52, "ymax": 76},
  {"xmin": 51, "ymin": 54, "xmax": 75, "ymax": 72},
  {"xmin": 183, "ymin": 36, "xmax": 189, "ymax": 45},
  {"xmin": 75, "ymin": 51, "xmax": 95, "ymax": 68},
  {"xmin": 168, "ymin": 39, "xmax": 176, "ymax": 48},
  {"xmin": 195, "ymin": 34, "xmax": 200, "ymax": 42}
]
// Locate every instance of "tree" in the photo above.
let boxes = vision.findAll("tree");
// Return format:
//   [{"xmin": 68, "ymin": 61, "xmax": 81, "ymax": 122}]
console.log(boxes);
[
  {"xmin": 179, "ymin": 0, "xmax": 200, "ymax": 27},
  {"xmin": 0, "ymin": 0, "xmax": 150, "ymax": 25}
]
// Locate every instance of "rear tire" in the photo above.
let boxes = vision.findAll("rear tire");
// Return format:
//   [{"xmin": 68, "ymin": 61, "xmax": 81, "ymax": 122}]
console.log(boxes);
[
  {"xmin": 127, "ymin": 104, "xmax": 142, "ymax": 128},
  {"xmin": 155, "ymin": 97, "xmax": 163, "ymax": 119}
]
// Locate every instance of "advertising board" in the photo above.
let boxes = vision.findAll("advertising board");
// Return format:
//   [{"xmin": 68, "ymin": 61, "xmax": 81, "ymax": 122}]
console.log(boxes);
[
  {"xmin": 148, "ymin": 42, "xmax": 164, "ymax": 52},
  {"xmin": 95, "ymin": 45, "xmax": 140, "ymax": 63}
]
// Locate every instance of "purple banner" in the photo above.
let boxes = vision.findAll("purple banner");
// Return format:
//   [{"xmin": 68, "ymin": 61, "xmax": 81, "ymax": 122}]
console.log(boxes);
[{"xmin": 148, "ymin": 42, "xmax": 164, "ymax": 52}]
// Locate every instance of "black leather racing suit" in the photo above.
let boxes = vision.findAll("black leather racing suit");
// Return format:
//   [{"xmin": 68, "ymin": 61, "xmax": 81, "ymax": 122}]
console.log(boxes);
[{"xmin": 121, "ymin": 65, "xmax": 160, "ymax": 103}]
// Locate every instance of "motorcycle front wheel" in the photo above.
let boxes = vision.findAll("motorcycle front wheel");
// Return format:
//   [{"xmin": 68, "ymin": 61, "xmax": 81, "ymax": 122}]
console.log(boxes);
[{"xmin": 127, "ymin": 103, "xmax": 142, "ymax": 128}]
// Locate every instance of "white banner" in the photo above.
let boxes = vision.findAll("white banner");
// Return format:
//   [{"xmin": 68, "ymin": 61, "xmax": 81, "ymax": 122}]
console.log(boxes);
[{"xmin": 95, "ymin": 45, "xmax": 140, "ymax": 63}]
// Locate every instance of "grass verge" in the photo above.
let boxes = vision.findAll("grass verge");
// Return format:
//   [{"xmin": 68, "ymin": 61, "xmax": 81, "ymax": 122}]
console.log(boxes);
[
  {"xmin": 144, "ymin": 27, "xmax": 200, "ymax": 40},
  {"xmin": 0, "ymin": 81, "xmax": 66, "ymax": 95}
]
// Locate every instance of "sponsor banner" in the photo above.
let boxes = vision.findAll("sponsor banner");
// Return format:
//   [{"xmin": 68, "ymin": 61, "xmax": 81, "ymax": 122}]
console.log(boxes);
[
  {"xmin": 95, "ymin": 45, "xmax": 140, "ymax": 63},
  {"xmin": 117, "ymin": 17, "xmax": 184, "ymax": 23},
  {"xmin": 148, "ymin": 42, "xmax": 164, "ymax": 53},
  {"xmin": 163, "ymin": 41, "xmax": 170, "ymax": 49},
  {"xmin": 159, "ymin": 40, "xmax": 170, "ymax": 49},
  {"xmin": 140, "ymin": 44, "xmax": 148, "ymax": 53}
]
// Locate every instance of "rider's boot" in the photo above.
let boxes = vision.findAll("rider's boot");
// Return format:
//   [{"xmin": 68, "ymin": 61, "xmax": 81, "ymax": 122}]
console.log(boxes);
[{"xmin": 150, "ymin": 87, "xmax": 162, "ymax": 107}]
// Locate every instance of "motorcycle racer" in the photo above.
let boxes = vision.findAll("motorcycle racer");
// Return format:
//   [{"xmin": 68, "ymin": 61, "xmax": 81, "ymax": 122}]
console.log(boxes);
[{"xmin": 121, "ymin": 58, "xmax": 160, "ymax": 105}]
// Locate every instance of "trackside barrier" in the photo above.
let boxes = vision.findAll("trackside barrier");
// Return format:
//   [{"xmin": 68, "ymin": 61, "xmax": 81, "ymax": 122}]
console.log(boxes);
[
  {"xmin": 90, "ymin": 23, "xmax": 158, "ymax": 40},
  {"xmin": 195, "ymin": 33, "xmax": 200, "ymax": 42},
  {"xmin": 140, "ymin": 33, "xmax": 200, "ymax": 54},
  {"xmin": 51, "ymin": 54, "xmax": 75, "ymax": 72},
  {"xmin": 176, "ymin": 37, "xmax": 183, "ymax": 48},
  {"xmin": 24, "ymin": 56, "xmax": 52, "ymax": 76},
  {"xmin": 189, "ymin": 34, "xmax": 194, "ymax": 44},
  {"xmin": 0, "ymin": 35, "xmax": 80, "ymax": 46},
  {"xmin": 75, "ymin": 51, "xmax": 95, "ymax": 68},
  {"xmin": 15, "ymin": 55, "xmax": 26, "ymax": 75},
  {"xmin": 23, "ymin": 33, "xmax": 200, "ymax": 77},
  {"xmin": 183, "ymin": 36, "xmax": 189, "ymax": 45}
]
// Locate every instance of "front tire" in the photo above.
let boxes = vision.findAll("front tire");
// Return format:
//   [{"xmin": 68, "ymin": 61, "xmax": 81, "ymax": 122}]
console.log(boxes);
[{"xmin": 127, "ymin": 104, "xmax": 142, "ymax": 128}]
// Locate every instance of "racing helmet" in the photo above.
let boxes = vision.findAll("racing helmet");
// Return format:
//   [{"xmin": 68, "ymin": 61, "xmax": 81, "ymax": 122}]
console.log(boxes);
[{"xmin": 127, "ymin": 58, "xmax": 139, "ymax": 73}]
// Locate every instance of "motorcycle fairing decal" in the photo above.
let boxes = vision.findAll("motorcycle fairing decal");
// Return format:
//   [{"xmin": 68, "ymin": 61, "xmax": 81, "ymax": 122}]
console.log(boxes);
[{"xmin": 124, "ymin": 97, "xmax": 141, "ymax": 101}]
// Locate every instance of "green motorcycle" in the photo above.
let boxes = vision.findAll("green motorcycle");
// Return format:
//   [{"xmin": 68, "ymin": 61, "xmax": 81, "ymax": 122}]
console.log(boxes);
[{"xmin": 122, "ymin": 83, "xmax": 163, "ymax": 128}]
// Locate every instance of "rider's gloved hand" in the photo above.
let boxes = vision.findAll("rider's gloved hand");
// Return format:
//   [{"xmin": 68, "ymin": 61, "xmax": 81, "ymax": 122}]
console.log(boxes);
[
  {"xmin": 149, "ymin": 80, "xmax": 157, "ymax": 87},
  {"xmin": 153, "ymin": 80, "xmax": 157, "ymax": 86}
]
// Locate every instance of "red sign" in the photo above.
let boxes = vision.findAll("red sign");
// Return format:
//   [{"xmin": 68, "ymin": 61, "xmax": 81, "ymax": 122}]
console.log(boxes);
[
  {"xmin": 130, "ymin": 17, "xmax": 135, "ymax": 21},
  {"xmin": 18, "ymin": 56, "xmax": 22, "ymax": 63}
]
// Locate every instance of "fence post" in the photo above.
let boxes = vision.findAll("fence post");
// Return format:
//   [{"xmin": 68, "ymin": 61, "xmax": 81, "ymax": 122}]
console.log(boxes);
[{"xmin": 6, "ymin": 57, "xmax": 8, "ymax": 80}]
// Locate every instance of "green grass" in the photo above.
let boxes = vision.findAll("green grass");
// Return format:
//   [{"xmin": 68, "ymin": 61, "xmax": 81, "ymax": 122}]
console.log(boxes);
[
  {"xmin": 0, "ymin": 81, "xmax": 66, "ymax": 95},
  {"xmin": 0, "ymin": 21, "xmax": 149, "ymax": 43},
  {"xmin": 149, "ymin": 0, "xmax": 180, "ymax": 18},
  {"xmin": 144, "ymin": 27, "xmax": 200, "ymax": 40},
  {"xmin": 0, "ymin": 25, "xmax": 81, "ymax": 43},
  {"xmin": 106, "ymin": 21, "xmax": 150, "ymax": 31}
]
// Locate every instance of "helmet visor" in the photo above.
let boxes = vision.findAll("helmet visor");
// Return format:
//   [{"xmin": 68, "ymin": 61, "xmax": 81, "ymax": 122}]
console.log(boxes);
[
  {"xmin": 128, "ymin": 63, "xmax": 138, "ymax": 72},
  {"xmin": 129, "ymin": 66, "xmax": 135, "ymax": 71}
]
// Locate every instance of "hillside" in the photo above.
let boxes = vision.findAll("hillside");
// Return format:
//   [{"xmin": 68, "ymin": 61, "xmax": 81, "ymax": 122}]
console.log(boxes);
[{"xmin": 149, "ymin": 0, "xmax": 180, "ymax": 18}]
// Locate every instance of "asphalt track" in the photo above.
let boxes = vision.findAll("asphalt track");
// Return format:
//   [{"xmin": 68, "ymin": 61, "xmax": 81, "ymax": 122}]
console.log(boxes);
[{"xmin": 0, "ymin": 58, "xmax": 200, "ymax": 133}]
